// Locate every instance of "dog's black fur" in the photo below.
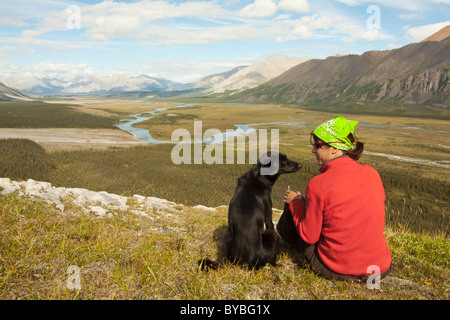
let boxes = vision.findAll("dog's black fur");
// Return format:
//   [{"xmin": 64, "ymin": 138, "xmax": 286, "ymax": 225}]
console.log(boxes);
[{"xmin": 199, "ymin": 152, "xmax": 301, "ymax": 270}]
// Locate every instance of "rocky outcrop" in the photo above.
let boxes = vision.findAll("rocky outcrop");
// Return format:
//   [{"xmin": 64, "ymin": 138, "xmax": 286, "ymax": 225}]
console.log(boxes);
[
  {"xmin": 378, "ymin": 69, "xmax": 449, "ymax": 104},
  {"xmin": 0, "ymin": 177, "xmax": 187, "ymax": 218}
]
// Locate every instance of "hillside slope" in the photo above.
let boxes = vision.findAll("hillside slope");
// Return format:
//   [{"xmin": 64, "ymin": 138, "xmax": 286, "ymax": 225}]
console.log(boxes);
[
  {"xmin": 189, "ymin": 66, "xmax": 247, "ymax": 90},
  {"xmin": 206, "ymin": 55, "xmax": 309, "ymax": 94},
  {"xmin": 0, "ymin": 82, "xmax": 34, "ymax": 101},
  {"xmin": 0, "ymin": 177, "xmax": 448, "ymax": 300},
  {"xmin": 239, "ymin": 30, "xmax": 449, "ymax": 106}
]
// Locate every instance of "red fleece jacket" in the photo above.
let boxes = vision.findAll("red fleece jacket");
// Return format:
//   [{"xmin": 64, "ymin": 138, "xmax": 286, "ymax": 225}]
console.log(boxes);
[{"xmin": 290, "ymin": 156, "xmax": 391, "ymax": 276}]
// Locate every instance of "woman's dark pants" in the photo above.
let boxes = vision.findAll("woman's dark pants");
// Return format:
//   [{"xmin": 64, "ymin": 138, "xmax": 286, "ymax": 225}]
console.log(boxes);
[{"xmin": 276, "ymin": 204, "xmax": 390, "ymax": 282}]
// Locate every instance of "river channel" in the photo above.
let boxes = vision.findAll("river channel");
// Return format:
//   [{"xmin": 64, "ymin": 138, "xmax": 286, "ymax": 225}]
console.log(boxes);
[
  {"xmin": 114, "ymin": 104, "xmax": 450, "ymax": 169},
  {"xmin": 116, "ymin": 103, "xmax": 446, "ymax": 145},
  {"xmin": 115, "ymin": 103, "xmax": 309, "ymax": 144}
]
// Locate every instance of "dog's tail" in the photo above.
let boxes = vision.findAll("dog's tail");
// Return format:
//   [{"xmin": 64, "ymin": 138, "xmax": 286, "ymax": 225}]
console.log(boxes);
[{"xmin": 198, "ymin": 257, "xmax": 221, "ymax": 271}]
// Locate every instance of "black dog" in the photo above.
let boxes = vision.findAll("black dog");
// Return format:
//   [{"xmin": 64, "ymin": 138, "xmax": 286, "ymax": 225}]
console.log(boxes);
[{"xmin": 200, "ymin": 152, "xmax": 301, "ymax": 269}]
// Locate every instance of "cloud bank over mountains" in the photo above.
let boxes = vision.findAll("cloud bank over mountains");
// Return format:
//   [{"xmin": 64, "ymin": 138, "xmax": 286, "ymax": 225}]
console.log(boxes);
[{"xmin": 0, "ymin": 0, "xmax": 448, "ymax": 83}]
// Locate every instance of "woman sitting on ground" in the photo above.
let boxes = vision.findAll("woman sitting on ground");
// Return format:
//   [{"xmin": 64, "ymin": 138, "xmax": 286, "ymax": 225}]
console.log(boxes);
[{"xmin": 277, "ymin": 115, "xmax": 391, "ymax": 281}]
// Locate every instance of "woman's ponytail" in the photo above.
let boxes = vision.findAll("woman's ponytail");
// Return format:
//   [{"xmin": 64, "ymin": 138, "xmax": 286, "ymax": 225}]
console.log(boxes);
[{"xmin": 346, "ymin": 133, "xmax": 364, "ymax": 161}]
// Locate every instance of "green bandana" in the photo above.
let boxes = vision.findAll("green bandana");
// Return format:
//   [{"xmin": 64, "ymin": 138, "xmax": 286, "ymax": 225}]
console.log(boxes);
[{"xmin": 313, "ymin": 115, "xmax": 359, "ymax": 151}]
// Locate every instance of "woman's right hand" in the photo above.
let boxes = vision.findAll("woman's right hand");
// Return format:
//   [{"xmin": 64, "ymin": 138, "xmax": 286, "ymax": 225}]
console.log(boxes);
[{"xmin": 284, "ymin": 189, "xmax": 302, "ymax": 204}]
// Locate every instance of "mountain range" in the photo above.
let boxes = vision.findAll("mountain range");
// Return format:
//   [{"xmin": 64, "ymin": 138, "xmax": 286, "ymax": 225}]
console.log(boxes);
[
  {"xmin": 1, "ymin": 26, "xmax": 449, "ymax": 106},
  {"xmin": 239, "ymin": 27, "xmax": 449, "ymax": 106},
  {"xmin": 0, "ymin": 74, "xmax": 185, "ymax": 96},
  {"xmin": 0, "ymin": 55, "xmax": 308, "ymax": 97}
]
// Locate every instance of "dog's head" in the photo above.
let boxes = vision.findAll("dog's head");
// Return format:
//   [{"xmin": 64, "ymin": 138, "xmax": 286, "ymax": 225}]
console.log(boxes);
[{"xmin": 257, "ymin": 152, "xmax": 302, "ymax": 176}]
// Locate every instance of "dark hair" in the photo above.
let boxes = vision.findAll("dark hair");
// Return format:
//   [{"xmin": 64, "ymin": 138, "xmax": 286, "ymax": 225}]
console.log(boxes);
[
  {"xmin": 345, "ymin": 133, "xmax": 364, "ymax": 161},
  {"xmin": 310, "ymin": 133, "xmax": 364, "ymax": 161}
]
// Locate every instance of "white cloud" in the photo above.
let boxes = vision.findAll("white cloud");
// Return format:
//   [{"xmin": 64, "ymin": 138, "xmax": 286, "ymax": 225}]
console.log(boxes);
[
  {"xmin": 342, "ymin": 28, "xmax": 380, "ymax": 42},
  {"xmin": 137, "ymin": 11, "xmax": 345, "ymax": 46},
  {"xmin": 176, "ymin": 1, "xmax": 231, "ymax": 18},
  {"xmin": 3, "ymin": 0, "xmax": 233, "ymax": 44},
  {"xmin": 0, "ymin": 62, "xmax": 93, "ymax": 80},
  {"xmin": 335, "ymin": 0, "xmax": 358, "ymax": 5},
  {"xmin": 406, "ymin": 21, "xmax": 450, "ymax": 42},
  {"xmin": 139, "ymin": 24, "xmax": 259, "ymax": 45},
  {"xmin": 237, "ymin": 0, "xmax": 311, "ymax": 19},
  {"xmin": 80, "ymin": 0, "xmax": 233, "ymax": 41},
  {"xmin": 276, "ymin": 14, "xmax": 339, "ymax": 41},
  {"xmin": 8, "ymin": 29, "xmax": 54, "ymax": 46},
  {"xmin": 6, "ymin": 26, "xmax": 83, "ymax": 53},
  {"xmin": 298, "ymin": 14, "xmax": 336, "ymax": 30},
  {"xmin": 239, "ymin": 0, "xmax": 278, "ymax": 19},
  {"xmin": 0, "ymin": 56, "xmax": 259, "ymax": 83},
  {"xmin": 0, "ymin": 14, "xmax": 27, "ymax": 26},
  {"xmin": 429, "ymin": 0, "xmax": 450, "ymax": 4},
  {"xmin": 398, "ymin": 13, "xmax": 420, "ymax": 20},
  {"xmin": 0, "ymin": 0, "xmax": 336, "ymax": 48},
  {"xmin": 29, "ymin": 62, "xmax": 93, "ymax": 78},
  {"xmin": 57, "ymin": 0, "xmax": 316, "ymax": 45},
  {"xmin": 84, "ymin": 15, "xmax": 143, "ymax": 42},
  {"xmin": 278, "ymin": 0, "xmax": 310, "ymax": 14},
  {"xmin": 336, "ymin": 0, "xmax": 443, "ymax": 11},
  {"xmin": 0, "ymin": 46, "xmax": 24, "ymax": 57},
  {"xmin": 83, "ymin": 0, "xmax": 229, "ymax": 24}
]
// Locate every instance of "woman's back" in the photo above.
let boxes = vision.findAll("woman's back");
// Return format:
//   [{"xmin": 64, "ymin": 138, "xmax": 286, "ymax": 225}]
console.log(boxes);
[{"xmin": 306, "ymin": 156, "xmax": 391, "ymax": 275}]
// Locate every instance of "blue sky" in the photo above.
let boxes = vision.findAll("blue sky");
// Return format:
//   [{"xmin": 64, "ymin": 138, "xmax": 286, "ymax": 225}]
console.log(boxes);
[{"xmin": 0, "ymin": 0, "xmax": 449, "ymax": 83}]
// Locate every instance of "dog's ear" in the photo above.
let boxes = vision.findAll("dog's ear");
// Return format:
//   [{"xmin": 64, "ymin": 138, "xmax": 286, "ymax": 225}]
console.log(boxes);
[{"xmin": 249, "ymin": 162, "xmax": 261, "ymax": 177}]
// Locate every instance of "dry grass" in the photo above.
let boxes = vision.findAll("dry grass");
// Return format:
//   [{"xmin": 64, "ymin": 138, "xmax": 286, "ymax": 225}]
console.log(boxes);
[{"xmin": 1, "ymin": 193, "xmax": 448, "ymax": 300}]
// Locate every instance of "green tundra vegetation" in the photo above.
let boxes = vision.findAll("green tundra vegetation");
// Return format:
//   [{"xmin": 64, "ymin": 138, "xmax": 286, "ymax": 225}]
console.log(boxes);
[
  {"xmin": 0, "ymin": 138, "xmax": 54, "ymax": 181},
  {"xmin": 0, "ymin": 138, "xmax": 448, "ymax": 237},
  {"xmin": 0, "ymin": 101, "xmax": 120, "ymax": 128},
  {"xmin": 0, "ymin": 100, "xmax": 448, "ymax": 299}
]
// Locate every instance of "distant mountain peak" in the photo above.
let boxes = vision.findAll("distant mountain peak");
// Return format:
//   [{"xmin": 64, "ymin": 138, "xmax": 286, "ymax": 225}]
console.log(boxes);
[
  {"xmin": 205, "ymin": 55, "xmax": 309, "ymax": 94},
  {"xmin": 189, "ymin": 66, "xmax": 247, "ymax": 90},
  {"xmin": 0, "ymin": 74, "xmax": 184, "ymax": 95}
]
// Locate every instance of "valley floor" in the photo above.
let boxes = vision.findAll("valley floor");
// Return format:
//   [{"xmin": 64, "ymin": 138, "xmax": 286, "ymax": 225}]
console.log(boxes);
[
  {"xmin": 0, "ymin": 100, "xmax": 448, "ymax": 301},
  {"xmin": 0, "ymin": 128, "xmax": 144, "ymax": 151}
]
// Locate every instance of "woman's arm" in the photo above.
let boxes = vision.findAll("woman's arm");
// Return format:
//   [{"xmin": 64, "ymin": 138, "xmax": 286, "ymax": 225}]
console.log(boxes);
[{"xmin": 288, "ymin": 186, "xmax": 323, "ymax": 245}]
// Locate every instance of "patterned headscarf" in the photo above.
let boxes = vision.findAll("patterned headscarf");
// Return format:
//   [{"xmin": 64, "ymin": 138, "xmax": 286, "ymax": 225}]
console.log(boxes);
[{"xmin": 313, "ymin": 115, "xmax": 359, "ymax": 151}]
